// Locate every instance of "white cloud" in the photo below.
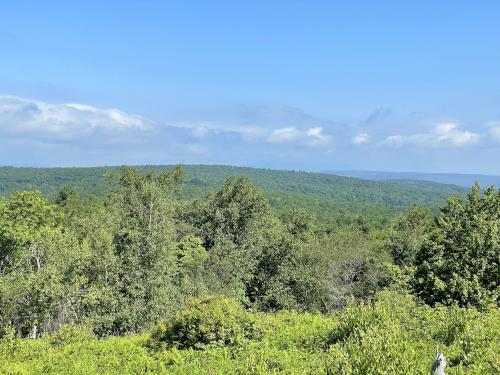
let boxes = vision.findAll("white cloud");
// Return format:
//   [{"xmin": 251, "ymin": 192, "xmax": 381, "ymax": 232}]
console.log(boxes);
[
  {"xmin": 426, "ymin": 123, "xmax": 479, "ymax": 146},
  {"xmin": 268, "ymin": 127, "xmax": 300, "ymax": 143},
  {"xmin": 352, "ymin": 132, "xmax": 370, "ymax": 145},
  {"xmin": 267, "ymin": 126, "xmax": 332, "ymax": 146},
  {"xmin": 172, "ymin": 122, "xmax": 266, "ymax": 141},
  {"xmin": 385, "ymin": 122, "xmax": 480, "ymax": 148},
  {"xmin": 0, "ymin": 95, "xmax": 154, "ymax": 141},
  {"xmin": 306, "ymin": 127, "xmax": 322, "ymax": 137},
  {"xmin": 1, "ymin": 95, "xmax": 497, "ymax": 170},
  {"xmin": 190, "ymin": 125, "xmax": 210, "ymax": 138},
  {"xmin": 0, "ymin": 96, "xmax": 335, "ymax": 152},
  {"xmin": 65, "ymin": 103, "xmax": 98, "ymax": 112},
  {"xmin": 305, "ymin": 127, "xmax": 332, "ymax": 146}
]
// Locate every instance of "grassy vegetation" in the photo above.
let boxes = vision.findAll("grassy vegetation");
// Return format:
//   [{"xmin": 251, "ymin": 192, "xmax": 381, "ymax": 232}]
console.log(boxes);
[{"xmin": 1, "ymin": 292, "xmax": 498, "ymax": 374}]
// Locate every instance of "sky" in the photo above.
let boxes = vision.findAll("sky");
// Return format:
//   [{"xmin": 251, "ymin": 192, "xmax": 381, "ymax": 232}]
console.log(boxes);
[{"xmin": 1, "ymin": 1, "xmax": 500, "ymax": 174}]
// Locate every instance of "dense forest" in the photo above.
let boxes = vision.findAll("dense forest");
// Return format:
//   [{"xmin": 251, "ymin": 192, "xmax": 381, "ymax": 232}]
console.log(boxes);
[
  {"xmin": 0, "ymin": 165, "xmax": 466, "ymax": 226},
  {"xmin": 332, "ymin": 170, "xmax": 500, "ymax": 188},
  {"xmin": 0, "ymin": 166, "xmax": 498, "ymax": 374}
]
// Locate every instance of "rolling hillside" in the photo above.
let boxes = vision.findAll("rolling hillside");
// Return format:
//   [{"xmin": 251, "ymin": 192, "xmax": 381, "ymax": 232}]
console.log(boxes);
[
  {"xmin": 331, "ymin": 170, "xmax": 500, "ymax": 188},
  {"xmin": 0, "ymin": 165, "xmax": 467, "ymax": 225}
]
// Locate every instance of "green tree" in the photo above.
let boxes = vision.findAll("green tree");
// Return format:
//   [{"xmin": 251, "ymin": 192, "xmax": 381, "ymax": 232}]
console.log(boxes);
[
  {"xmin": 54, "ymin": 185, "xmax": 80, "ymax": 206},
  {"xmin": 58, "ymin": 195, "xmax": 121, "ymax": 336},
  {"xmin": 413, "ymin": 183, "xmax": 500, "ymax": 307},
  {"xmin": 193, "ymin": 177, "xmax": 272, "ymax": 301},
  {"xmin": 197, "ymin": 176, "xmax": 271, "ymax": 249},
  {"xmin": 108, "ymin": 166, "xmax": 185, "ymax": 332},
  {"xmin": 387, "ymin": 206, "xmax": 434, "ymax": 266},
  {"xmin": 308, "ymin": 227, "xmax": 390, "ymax": 311},
  {"xmin": 248, "ymin": 210, "xmax": 321, "ymax": 311},
  {"xmin": 174, "ymin": 235, "xmax": 208, "ymax": 302},
  {"xmin": 0, "ymin": 191, "xmax": 84, "ymax": 337},
  {"xmin": 149, "ymin": 295, "xmax": 254, "ymax": 350}
]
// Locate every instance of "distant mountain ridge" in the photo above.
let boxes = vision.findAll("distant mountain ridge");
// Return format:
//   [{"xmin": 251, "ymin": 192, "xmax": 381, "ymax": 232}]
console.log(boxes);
[
  {"xmin": 0, "ymin": 165, "xmax": 468, "ymax": 224},
  {"xmin": 329, "ymin": 170, "xmax": 500, "ymax": 188}
]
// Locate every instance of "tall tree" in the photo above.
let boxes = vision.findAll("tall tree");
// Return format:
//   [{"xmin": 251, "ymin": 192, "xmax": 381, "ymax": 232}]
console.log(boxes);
[
  {"xmin": 0, "ymin": 191, "xmax": 79, "ymax": 337},
  {"xmin": 193, "ymin": 177, "xmax": 272, "ymax": 301},
  {"xmin": 108, "ymin": 166, "xmax": 184, "ymax": 331},
  {"xmin": 387, "ymin": 206, "xmax": 434, "ymax": 266},
  {"xmin": 414, "ymin": 184, "xmax": 500, "ymax": 307},
  {"xmin": 248, "ymin": 209, "xmax": 320, "ymax": 311}
]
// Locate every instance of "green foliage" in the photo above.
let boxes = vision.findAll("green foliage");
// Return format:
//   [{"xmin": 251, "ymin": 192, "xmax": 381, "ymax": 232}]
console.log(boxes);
[
  {"xmin": 174, "ymin": 235, "xmax": 208, "ymax": 301},
  {"xmin": 248, "ymin": 216, "xmax": 322, "ymax": 312},
  {"xmin": 48, "ymin": 324, "xmax": 95, "ymax": 347},
  {"xmin": 0, "ymin": 166, "xmax": 498, "ymax": 373},
  {"xmin": 54, "ymin": 185, "xmax": 80, "ymax": 206},
  {"xmin": 0, "ymin": 190, "xmax": 60, "ymax": 262},
  {"xmin": 108, "ymin": 166, "xmax": 185, "ymax": 332},
  {"xmin": 323, "ymin": 291, "xmax": 500, "ymax": 374},
  {"xmin": 256, "ymin": 311, "xmax": 336, "ymax": 351},
  {"xmin": 307, "ymin": 227, "xmax": 391, "ymax": 311},
  {"xmin": 387, "ymin": 206, "xmax": 434, "ymax": 266},
  {"xmin": 0, "ymin": 164, "xmax": 467, "ymax": 225},
  {"xmin": 192, "ymin": 176, "xmax": 274, "ymax": 301},
  {"xmin": 0, "ymin": 191, "xmax": 82, "ymax": 337},
  {"xmin": 195, "ymin": 176, "xmax": 271, "ymax": 248},
  {"xmin": 149, "ymin": 296, "xmax": 254, "ymax": 350},
  {"xmin": 414, "ymin": 183, "xmax": 500, "ymax": 307},
  {"xmin": 1, "ymin": 292, "xmax": 498, "ymax": 374}
]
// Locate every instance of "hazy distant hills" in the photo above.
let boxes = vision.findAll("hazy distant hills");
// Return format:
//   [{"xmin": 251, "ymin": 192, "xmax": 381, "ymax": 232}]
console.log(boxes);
[
  {"xmin": 329, "ymin": 170, "xmax": 500, "ymax": 188},
  {"xmin": 0, "ymin": 165, "xmax": 468, "ymax": 224}
]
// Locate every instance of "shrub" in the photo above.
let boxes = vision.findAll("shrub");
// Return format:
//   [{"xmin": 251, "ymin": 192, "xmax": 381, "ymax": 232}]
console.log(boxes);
[
  {"xmin": 325, "ymin": 292, "xmax": 429, "ymax": 373},
  {"xmin": 256, "ymin": 311, "xmax": 336, "ymax": 351},
  {"xmin": 149, "ymin": 296, "xmax": 254, "ymax": 350},
  {"xmin": 48, "ymin": 324, "xmax": 95, "ymax": 346},
  {"xmin": 0, "ymin": 326, "xmax": 17, "ymax": 358}
]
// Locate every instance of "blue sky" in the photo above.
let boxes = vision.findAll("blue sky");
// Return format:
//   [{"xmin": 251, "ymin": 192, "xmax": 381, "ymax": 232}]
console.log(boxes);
[{"xmin": 1, "ymin": 1, "xmax": 500, "ymax": 173}]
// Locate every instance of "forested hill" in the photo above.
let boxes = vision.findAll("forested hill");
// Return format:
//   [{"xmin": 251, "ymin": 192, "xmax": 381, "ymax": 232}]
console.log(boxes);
[
  {"xmin": 0, "ymin": 165, "xmax": 466, "ymax": 224},
  {"xmin": 331, "ymin": 170, "xmax": 500, "ymax": 187}
]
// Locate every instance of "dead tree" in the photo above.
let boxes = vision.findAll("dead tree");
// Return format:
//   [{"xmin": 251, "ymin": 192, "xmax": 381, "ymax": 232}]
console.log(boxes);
[{"xmin": 430, "ymin": 346, "xmax": 446, "ymax": 375}]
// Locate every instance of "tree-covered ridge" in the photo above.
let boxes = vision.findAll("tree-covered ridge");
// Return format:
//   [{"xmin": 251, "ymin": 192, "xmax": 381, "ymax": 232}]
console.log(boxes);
[
  {"xmin": 0, "ymin": 165, "xmax": 467, "ymax": 224},
  {"xmin": 333, "ymin": 170, "xmax": 500, "ymax": 188}
]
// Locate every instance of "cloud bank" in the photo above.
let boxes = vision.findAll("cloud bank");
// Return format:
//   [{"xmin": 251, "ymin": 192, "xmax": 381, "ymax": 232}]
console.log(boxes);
[
  {"xmin": 384, "ymin": 122, "xmax": 481, "ymax": 148},
  {"xmin": 0, "ymin": 96, "xmax": 498, "ymax": 173},
  {"xmin": 0, "ymin": 96, "xmax": 153, "ymax": 141}
]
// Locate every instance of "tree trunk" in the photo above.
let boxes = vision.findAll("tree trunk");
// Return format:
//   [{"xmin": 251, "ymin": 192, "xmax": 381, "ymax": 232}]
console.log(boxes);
[{"xmin": 30, "ymin": 324, "xmax": 38, "ymax": 339}]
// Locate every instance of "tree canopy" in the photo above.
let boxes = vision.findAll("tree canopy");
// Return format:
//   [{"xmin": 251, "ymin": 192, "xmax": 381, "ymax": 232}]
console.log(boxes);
[{"xmin": 0, "ymin": 167, "xmax": 498, "ymax": 341}]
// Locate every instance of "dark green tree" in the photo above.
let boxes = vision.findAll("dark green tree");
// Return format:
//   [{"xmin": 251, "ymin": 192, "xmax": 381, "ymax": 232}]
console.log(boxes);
[
  {"xmin": 193, "ymin": 177, "xmax": 272, "ymax": 301},
  {"xmin": 413, "ymin": 184, "xmax": 500, "ymax": 307},
  {"xmin": 248, "ymin": 210, "xmax": 320, "ymax": 311},
  {"xmin": 55, "ymin": 186, "xmax": 80, "ymax": 206},
  {"xmin": 108, "ymin": 166, "xmax": 184, "ymax": 331},
  {"xmin": 387, "ymin": 206, "xmax": 434, "ymax": 266}
]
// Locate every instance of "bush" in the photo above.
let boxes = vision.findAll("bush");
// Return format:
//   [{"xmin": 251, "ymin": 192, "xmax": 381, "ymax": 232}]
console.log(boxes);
[
  {"xmin": 0, "ymin": 326, "xmax": 17, "ymax": 359},
  {"xmin": 2, "ymin": 292, "xmax": 499, "ymax": 374},
  {"xmin": 149, "ymin": 296, "xmax": 254, "ymax": 350},
  {"xmin": 256, "ymin": 311, "xmax": 336, "ymax": 351},
  {"xmin": 48, "ymin": 324, "xmax": 95, "ymax": 347}
]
